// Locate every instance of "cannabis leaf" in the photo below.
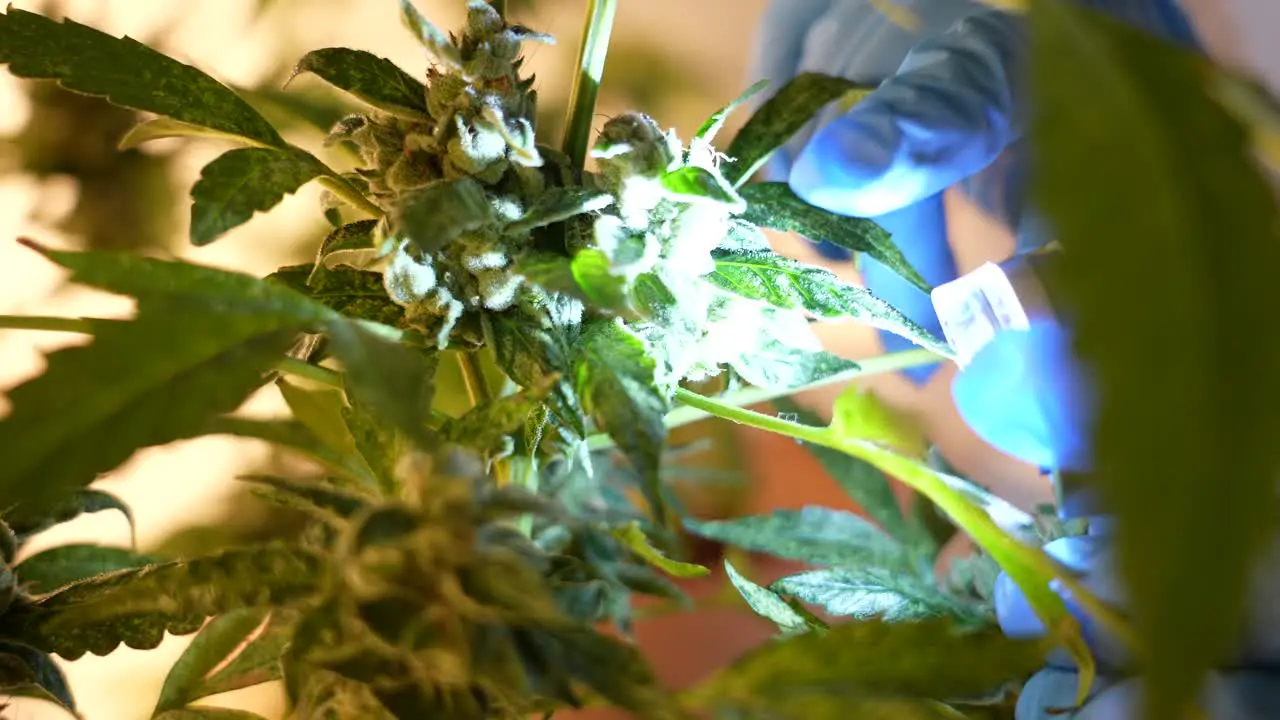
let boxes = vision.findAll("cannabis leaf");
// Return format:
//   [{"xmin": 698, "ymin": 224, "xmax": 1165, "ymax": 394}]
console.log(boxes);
[
  {"xmin": 770, "ymin": 397, "xmax": 926, "ymax": 552},
  {"xmin": 154, "ymin": 608, "xmax": 292, "ymax": 714},
  {"xmin": 517, "ymin": 250, "xmax": 629, "ymax": 313},
  {"xmin": 206, "ymin": 417, "xmax": 372, "ymax": 487},
  {"xmin": 507, "ymin": 186, "xmax": 614, "ymax": 234},
  {"xmin": 660, "ymin": 166, "xmax": 745, "ymax": 210},
  {"xmin": 275, "ymin": 379, "xmax": 379, "ymax": 487},
  {"xmin": 0, "ymin": 7, "xmax": 283, "ymax": 147},
  {"xmin": 0, "ymin": 641, "xmax": 76, "ymax": 715},
  {"xmin": 724, "ymin": 560, "xmax": 827, "ymax": 637},
  {"xmin": 6, "ymin": 544, "xmax": 323, "ymax": 660},
  {"xmin": 728, "ymin": 339, "xmax": 858, "ymax": 391},
  {"xmin": 709, "ymin": 249, "xmax": 950, "ymax": 355},
  {"xmin": 14, "ymin": 545, "xmax": 156, "ymax": 595},
  {"xmin": 723, "ymin": 72, "xmax": 871, "ymax": 186},
  {"xmin": 573, "ymin": 319, "xmax": 669, "ymax": 519},
  {"xmin": 611, "ymin": 521, "xmax": 709, "ymax": 578},
  {"xmin": 740, "ymin": 182, "xmax": 929, "ymax": 293},
  {"xmin": 440, "ymin": 376, "xmax": 557, "ymax": 457},
  {"xmin": 683, "ymin": 617, "xmax": 1047, "ymax": 717},
  {"xmin": 0, "ymin": 243, "xmax": 433, "ymax": 516},
  {"xmin": 399, "ymin": 0, "xmax": 463, "ymax": 68},
  {"xmin": 695, "ymin": 78, "xmax": 770, "ymax": 144},
  {"xmin": 771, "ymin": 567, "xmax": 979, "ymax": 624},
  {"xmin": 267, "ymin": 264, "xmax": 407, "ymax": 329},
  {"xmin": 1032, "ymin": 1, "xmax": 1280, "ymax": 714},
  {"xmin": 289, "ymin": 48, "xmax": 427, "ymax": 119},
  {"xmin": 240, "ymin": 476, "xmax": 372, "ymax": 520},
  {"xmin": 190, "ymin": 146, "xmax": 329, "ymax": 245},
  {"xmin": 685, "ymin": 507, "xmax": 918, "ymax": 573},
  {"xmin": 6, "ymin": 488, "xmax": 136, "ymax": 549},
  {"xmin": 395, "ymin": 177, "xmax": 494, "ymax": 253}
]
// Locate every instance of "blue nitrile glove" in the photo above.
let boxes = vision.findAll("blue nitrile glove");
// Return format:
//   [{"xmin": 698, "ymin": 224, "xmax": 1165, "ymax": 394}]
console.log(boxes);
[{"xmin": 749, "ymin": 1, "xmax": 1199, "ymax": 384}]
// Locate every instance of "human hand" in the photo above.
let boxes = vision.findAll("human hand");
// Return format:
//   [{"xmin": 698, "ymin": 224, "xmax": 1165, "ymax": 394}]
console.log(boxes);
[{"xmin": 750, "ymin": 0, "xmax": 1199, "ymax": 383}]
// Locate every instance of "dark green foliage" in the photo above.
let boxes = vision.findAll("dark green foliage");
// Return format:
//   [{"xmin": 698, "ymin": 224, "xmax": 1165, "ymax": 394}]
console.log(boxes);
[
  {"xmin": 289, "ymin": 48, "xmax": 428, "ymax": 119},
  {"xmin": 189, "ymin": 146, "xmax": 329, "ymax": 245}
]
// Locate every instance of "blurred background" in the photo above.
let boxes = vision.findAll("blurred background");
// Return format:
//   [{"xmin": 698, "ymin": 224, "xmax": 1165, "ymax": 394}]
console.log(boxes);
[{"xmin": 0, "ymin": 0, "xmax": 1263, "ymax": 718}]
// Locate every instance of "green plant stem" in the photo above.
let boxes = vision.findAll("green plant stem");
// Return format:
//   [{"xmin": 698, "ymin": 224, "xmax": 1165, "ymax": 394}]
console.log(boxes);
[
  {"xmin": 456, "ymin": 351, "xmax": 494, "ymax": 407},
  {"xmin": 277, "ymin": 357, "xmax": 343, "ymax": 388},
  {"xmin": 562, "ymin": 0, "xmax": 617, "ymax": 169},
  {"xmin": 583, "ymin": 348, "xmax": 943, "ymax": 450},
  {"xmin": 317, "ymin": 175, "xmax": 383, "ymax": 219}
]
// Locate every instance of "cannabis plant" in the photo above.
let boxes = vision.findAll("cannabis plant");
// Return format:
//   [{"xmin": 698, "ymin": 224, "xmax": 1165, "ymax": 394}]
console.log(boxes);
[{"xmin": 2, "ymin": 0, "xmax": 1277, "ymax": 718}]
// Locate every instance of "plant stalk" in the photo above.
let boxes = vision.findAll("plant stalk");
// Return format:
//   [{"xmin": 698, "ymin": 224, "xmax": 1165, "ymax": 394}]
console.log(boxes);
[
  {"xmin": 562, "ymin": 0, "xmax": 618, "ymax": 169},
  {"xmin": 456, "ymin": 351, "xmax": 494, "ymax": 407}
]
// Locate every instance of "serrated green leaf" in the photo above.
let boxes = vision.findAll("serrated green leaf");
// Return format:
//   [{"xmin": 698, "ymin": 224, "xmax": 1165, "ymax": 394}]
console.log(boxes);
[
  {"xmin": 771, "ymin": 567, "xmax": 978, "ymax": 623},
  {"xmin": 6, "ymin": 544, "xmax": 323, "ymax": 660},
  {"xmin": 829, "ymin": 386, "xmax": 930, "ymax": 460},
  {"xmin": 239, "ymin": 475, "xmax": 372, "ymax": 520},
  {"xmin": 507, "ymin": 186, "xmax": 614, "ymax": 235},
  {"xmin": 154, "ymin": 708, "xmax": 272, "ymax": 720},
  {"xmin": 517, "ymin": 250, "xmax": 630, "ymax": 313},
  {"xmin": 441, "ymin": 374, "xmax": 556, "ymax": 456},
  {"xmin": 205, "ymin": 417, "xmax": 371, "ymax": 486},
  {"xmin": 695, "ymin": 79, "xmax": 771, "ymax": 144},
  {"xmin": 1031, "ymin": 3, "xmax": 1280, "ymax": 716},
  {"xmin": 0, "ymin": 243, "xmax": 430, "ymax": 519},
  {"xmin": 611, "ymin": 521, "xmax": 708, "ymax": 578},
  {"xmin": 488, "ymin": 308, "xmax": 584, "ymax": 439},
  {"xmin": 5, "ymin": 488, "xmax": 138, "ymax": 550},
  {"xmin": 154, "ymin": 608, "xmax": 292, "ymax": 714},
  {"xmin": 394, "ymin": 177, "xmax": 494, "ymax": 254},
  {"xmin": 573, "ymin": 319, "xmax": 669, "ymax": 520},
  {"xmin": 685, "ymin": 507, "xmax": 916, "ymax": 572},
  {"xmin": 0, "ymin": 641, "xmax": 76, "ymax": 715},
  {"xmin": 316, "ymin": 219, "xmax": 378, "ymax": 260},
  {"xmin": 770, "ymin": 398, "xmax": 921, "ymax": 551},
  {"xmin": 740, "ymin": 182, "xmax": 929, "ymax": 293},
  {"xmin": 400, "ymin": 0, "xmax": 463, "ymax": 68},
  {"xmin": 153, "ymin": 608, "xmax": 268, "ymax": 713},
  {"xmin": 724, "ymin": 560, "xmax": 827, "ymax": 637},
  {"xmin": 288, "ymin": 48, "xmax": 426, "ymax": 119},
  {"xmin": 684, "ymin": 617, "xmax": 1047, "ymax": 715},
  {"xmin": 15, "ymin": 545, "xmax": 156, "ymax": 595},
  {"xmin": 659, "ymin": 166, "xmax": 745, "ymax": 211},
  {"xmin": 709, "ymin": 249, "xmax": 950, "ymax": 355},
  {"xmin": 117, "ymin": 116, "xmax": 250, "ymax": 151},
  {"xmin": 728, "ymin": 339, "xmax": 859, "ymax": 390},
  {"xmin": 190, "ymin": 146, "xmax": 329, "ymax": 245},
  {"xmin": 723, "ymin": 72, "xmax": 872, "ymax": 186},
  {"xmin": 0, "ymin": 8, "xmax": 283, "ymax": 148},
  {"xmin": 275, "ymin": 379, "xmax": 378, "ymax": 486},
  {"xmin": 267, "ymin": 264, "xmax": 407, "ymax": 329}
]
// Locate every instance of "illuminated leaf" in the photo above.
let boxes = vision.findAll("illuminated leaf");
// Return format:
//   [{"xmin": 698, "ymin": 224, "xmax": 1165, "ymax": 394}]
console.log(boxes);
[
  {"xmin": 117, "ymin": 116, "xmax": 252, "ymax": 150},
  {"xmin": 728, "ymin": 339, "xmax": 858, "ymax": 391},
  {"xmin": 611, "ymin": 521, "xmax": 709, "ymax": 578},
  {"xmin": 723, "ymin": 72, "xmax": 871, "ymax": 186},
  {"xmin": 1031, "ymin": 2, "xmax": 1280, "ymax": 715},
  {"xmin": 659, "ymin": 166, "xmax": 745, "ymax": 211},
  {"xmin": 740, "ymin": 182, "xmax": 928, "ymax": 293},
  {"xmin": 695, "ymin": 78, "xmax": 770, "ymax": 143},
  {"xmin": 288, "ymin": 48, "xmax": 426, "ymax": 119},
  {"xmin": 275, "ymin": 379, "xmax": 379, "ymax": 486},
  {"xmin": 771, "ymin": 567, "xmax": 981, "ymax": 624},
  {"xmin": 440, "ymin": 375, "xmax": 557, "ymax": 456},
  {"xmin": 205, "ymin": 417, "xmax": 370, "ymax": 486},
  {"xmin": 517, "ymin": 250, "xmax": 629, "ymax": 313},
  {"xmin": 15, "ymin": 545, "xmax": 156, "ymax": 595},
  {"xmin": 709, "ymin": 248, "xmax": 950, "ymax": 355},
  {"xmin": 724, "ymin": 560, "xmax": 827, "ymax": 637},
  {"xmin": 6, "ymin": 489, "xmax": 136, "ymax": 550},
  {"xmin": 0, "ymin": 7, "xmax": 282, "ymax": 148},
  {"xmin": 573, "ymin": 319, "xmax": 669, "ymax": 517},
  {"xmin": 190, "ymin": 146, "xmax": 329, "ymax": 245},
  {"xmin": 685, "ymin": 507, "xmax": 916, "ymax": 572},
  {"xmin": 240, "ymin": 476, "xmax": 372, "ymax": 520}
]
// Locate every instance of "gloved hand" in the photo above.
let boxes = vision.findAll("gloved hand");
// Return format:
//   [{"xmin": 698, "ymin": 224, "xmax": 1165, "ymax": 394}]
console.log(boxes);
[{"xmin": 749, "ymin": 0, "xmax": 1199, "ymax": 383}]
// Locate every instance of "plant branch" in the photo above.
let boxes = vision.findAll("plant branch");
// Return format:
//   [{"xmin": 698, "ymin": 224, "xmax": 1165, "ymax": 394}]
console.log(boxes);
[
  {"xmin": 583, "ymin": 348, "xmax": 943, "ymax": 450},
  {"xmin": 456, "ymin": 351, "xmax": 494, "ymax": 407},
  {"xmin": 317, "ymin": 174, "xmax": 384, "ymax": 219},
  {"xmin": 671, "ymin": 384, "xmax": 1140, "ymax": 663},
  {"xmin": 562, "ymin": 0, "xmax": 617, "ymax": 169}
]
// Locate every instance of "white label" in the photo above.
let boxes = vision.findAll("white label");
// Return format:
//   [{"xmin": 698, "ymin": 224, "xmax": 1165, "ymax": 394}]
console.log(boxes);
[{"xmin": 930, "ymin": 262, "xmax": 1031, "ymax": 368}]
